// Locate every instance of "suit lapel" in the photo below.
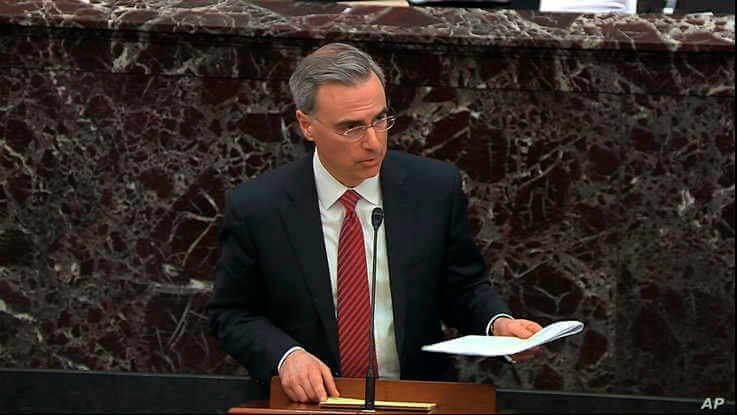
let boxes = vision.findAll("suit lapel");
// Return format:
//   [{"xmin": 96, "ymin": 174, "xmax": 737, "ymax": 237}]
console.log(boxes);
[
  {"xmin": 280, "ymin": 154, "xmax": 339, "ymax": 369},
  {"xmin": 380, "ymin": 154, "xmax": 417, "ymax": 371}
]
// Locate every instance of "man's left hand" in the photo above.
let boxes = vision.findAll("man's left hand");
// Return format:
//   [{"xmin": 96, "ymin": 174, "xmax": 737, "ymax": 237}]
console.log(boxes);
[{"xmin": 491, "ymin": 318, "xmax": 544, "ymax": 362}]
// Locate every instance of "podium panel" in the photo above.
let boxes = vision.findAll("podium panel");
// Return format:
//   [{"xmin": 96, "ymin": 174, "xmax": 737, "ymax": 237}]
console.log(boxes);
[{"xmin": 228, "ymin": 376, "xmax": 496, "ymax": 414}]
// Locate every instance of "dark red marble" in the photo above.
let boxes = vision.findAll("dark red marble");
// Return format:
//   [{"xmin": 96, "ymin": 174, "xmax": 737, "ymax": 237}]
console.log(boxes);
[{"xmin": 0, "ymin": 0, "xmax": 733, "ymax": 402}]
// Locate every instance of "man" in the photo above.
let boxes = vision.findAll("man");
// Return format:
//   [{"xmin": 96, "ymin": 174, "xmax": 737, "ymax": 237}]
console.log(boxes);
[{"xmin": 208, "ymin": 43, "xmax": 542, "ymax": 404}]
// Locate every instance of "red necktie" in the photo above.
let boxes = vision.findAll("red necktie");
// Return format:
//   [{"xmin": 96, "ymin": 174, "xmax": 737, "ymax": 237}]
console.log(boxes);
[{"xmin": 336, "ymin": 190, "xmax": 376, "ymax": 378}]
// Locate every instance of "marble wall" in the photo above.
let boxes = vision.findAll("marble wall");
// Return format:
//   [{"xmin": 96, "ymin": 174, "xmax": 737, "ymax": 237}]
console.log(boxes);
[{"xmin": 0, "ymin": 0, "xmax": 734, "ymax": 401}]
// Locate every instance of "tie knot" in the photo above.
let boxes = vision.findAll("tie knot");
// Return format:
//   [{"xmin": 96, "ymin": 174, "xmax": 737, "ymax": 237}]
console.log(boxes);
[{"xmin": 339, "ymin": 190, "xmax": 361, "ymax": 212}]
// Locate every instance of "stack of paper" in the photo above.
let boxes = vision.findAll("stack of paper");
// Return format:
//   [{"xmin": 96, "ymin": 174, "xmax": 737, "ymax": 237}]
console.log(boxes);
[
  {"xmin": 320, "ymin": 397, "xmax": 436, "ymax": 412},
  {"xmin": 421, "ymin": 320, "xmax": 584, "ymax": 357}
]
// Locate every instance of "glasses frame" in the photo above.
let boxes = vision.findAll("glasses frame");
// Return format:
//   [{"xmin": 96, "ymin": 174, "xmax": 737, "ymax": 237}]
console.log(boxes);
[{"xmin": 311, "ymin": 113, "xmax": 398, "ymax": 141}]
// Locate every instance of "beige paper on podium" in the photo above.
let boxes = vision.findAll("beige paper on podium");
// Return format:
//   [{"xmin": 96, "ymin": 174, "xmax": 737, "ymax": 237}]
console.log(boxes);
[{"xmin": 320, "ymin": 397, "xmax": 436, "ymax": 412}]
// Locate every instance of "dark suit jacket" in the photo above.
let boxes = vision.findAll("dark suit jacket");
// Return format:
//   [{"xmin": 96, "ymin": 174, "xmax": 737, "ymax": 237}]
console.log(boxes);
[{"xmin": 207, "ymin": 150, "xmax": 510, "ymax": 383}]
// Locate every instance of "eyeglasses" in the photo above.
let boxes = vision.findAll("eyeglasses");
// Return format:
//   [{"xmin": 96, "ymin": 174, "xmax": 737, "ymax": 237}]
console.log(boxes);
[{"xmin": 313, "ymin": 115, "xmax": 397, "ymax": 141}]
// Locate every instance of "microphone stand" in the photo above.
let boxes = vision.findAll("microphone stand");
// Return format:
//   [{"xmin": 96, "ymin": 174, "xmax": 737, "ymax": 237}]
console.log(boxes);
[{"xmin": 364, "ymin": 208, "xmax": 383, "ymax": 411}]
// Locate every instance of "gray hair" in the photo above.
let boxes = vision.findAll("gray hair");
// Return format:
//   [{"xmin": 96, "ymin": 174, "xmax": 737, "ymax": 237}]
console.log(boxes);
[{"xmin": 289, "ymin": 43, "xmax": 386, "ymax": 114}]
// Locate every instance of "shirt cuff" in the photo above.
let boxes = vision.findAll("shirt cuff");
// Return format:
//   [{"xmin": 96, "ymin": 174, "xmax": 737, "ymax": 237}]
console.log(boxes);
[
  {"xmin": 277, "ymin": 346, "xmax": 306, "ymax": 373},
  {"xmin": 486, "ymin": 313, "xmax": 515, "ymax": 336}
]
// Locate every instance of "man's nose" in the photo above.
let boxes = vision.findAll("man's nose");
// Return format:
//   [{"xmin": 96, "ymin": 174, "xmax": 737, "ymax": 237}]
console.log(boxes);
[{"xmin": 362, "ymin": 126, "xmax": 382, "ymax": 150}]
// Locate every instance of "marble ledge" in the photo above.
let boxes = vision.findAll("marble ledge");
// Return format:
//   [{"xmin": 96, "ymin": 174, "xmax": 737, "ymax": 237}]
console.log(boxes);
[{"xmin": 0, "ymin": 0, "xmax": 733, "ymax": 53}]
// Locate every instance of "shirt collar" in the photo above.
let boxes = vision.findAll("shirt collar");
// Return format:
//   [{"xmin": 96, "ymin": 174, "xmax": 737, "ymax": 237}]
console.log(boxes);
[{"xmin": 313, "ymin": 151, "xmax": 382, "ymax": 210}]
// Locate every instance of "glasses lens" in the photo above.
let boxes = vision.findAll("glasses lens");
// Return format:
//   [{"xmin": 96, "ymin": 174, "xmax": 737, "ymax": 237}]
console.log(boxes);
[
  {"xmin": 343, "ymin": 127, "xmax": 365, "ymax": 140},
  {"xmin": 340, "ymin": 116, "xmax": 396, "ymax": 139},
  {"xmin": 374, "ymin": 116, "xmax": 395, "ymax": 132}
]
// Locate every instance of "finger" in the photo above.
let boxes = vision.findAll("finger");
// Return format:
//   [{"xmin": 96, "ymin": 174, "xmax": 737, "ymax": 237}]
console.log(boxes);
[
  {"xmin": 507, "ymin": 324, "xmax": 531, "ymax": 339},
  {"xmin": 522, "ymin": 320, "xmax": 544, "ymax": 332},
  {"xmin": 514, "ymin": 322, "xmax": 537, "ymax": 339},
  {"xmin": 308, "ymin": 369, "xmax": 328, "ymax": 402},
  {"xmin": 281, "ymin": 375, "xmax": 298, "ymax": 399},
  {"xmin": 299, "ymin": 374, "xmax": 319, "ymax": 403},
  {"xmin": 286, "ymin": 383, "xmax": 309, "ymax": 403},
  {"xmin": 320, "ymin": 363, "xmax": 340, "ymax": 397}
]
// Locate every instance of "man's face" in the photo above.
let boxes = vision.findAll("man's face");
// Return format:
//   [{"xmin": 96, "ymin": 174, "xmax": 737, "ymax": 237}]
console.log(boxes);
[{"xmin": 296, "ymin": 72, "xmax": 388, "ymax": 188}]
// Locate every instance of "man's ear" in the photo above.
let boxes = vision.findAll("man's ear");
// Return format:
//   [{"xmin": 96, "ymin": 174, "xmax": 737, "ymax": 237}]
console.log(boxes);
[{"xmin": 295, "ymin": 110, "xmax": 315, "ymax": 142}]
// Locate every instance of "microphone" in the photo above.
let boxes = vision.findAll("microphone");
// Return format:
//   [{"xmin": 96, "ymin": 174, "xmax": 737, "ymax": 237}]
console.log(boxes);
[{"xmin": 364, "ymin": 207, "xmax": 383, "ymax": 410}]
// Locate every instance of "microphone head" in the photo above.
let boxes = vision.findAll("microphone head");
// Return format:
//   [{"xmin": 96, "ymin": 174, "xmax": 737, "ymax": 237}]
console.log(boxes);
[{"xmin": 371, "ymin": 207, "xmax": 384, "ymax": 229}]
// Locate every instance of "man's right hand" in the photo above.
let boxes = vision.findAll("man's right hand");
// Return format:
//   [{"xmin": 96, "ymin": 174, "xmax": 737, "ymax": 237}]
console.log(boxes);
[{"xmin": 278, "ymin": 349, "xmax": 340, "ymax": 403}]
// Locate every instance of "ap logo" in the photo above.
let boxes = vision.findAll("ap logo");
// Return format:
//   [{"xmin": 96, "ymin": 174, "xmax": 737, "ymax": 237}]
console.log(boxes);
[{"xmin": 700, "ymin": 397, "xmax": 725, "ymax": 410}]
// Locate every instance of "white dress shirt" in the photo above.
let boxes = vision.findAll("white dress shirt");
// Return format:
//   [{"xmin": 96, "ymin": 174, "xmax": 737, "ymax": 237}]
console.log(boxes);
[
  {"xmin": 278, "ymin": 151, "xmax": 401, "ymax": 378},
  {"xmin": 312, "ymin": 151, "xmax": 401, "ymax": 378},
  {"xmin": 277, "ymin": 152, "xmax": 513, "ymax": 377}
]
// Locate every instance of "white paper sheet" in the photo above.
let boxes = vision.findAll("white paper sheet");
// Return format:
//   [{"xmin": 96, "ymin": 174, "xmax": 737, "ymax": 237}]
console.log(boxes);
[
  {"xmin": 421, "ymin": 320, "xmax": 584, "ymax": 357},
  {"xmin": 539, "ymin": 0, "xmax": 637, "ymax": 13}
]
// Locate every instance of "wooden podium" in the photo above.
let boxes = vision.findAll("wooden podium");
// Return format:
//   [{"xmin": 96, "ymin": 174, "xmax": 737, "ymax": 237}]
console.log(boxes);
[{"xmin": 228, "ymin": 376, "xmax": 496, "ymax": 414}]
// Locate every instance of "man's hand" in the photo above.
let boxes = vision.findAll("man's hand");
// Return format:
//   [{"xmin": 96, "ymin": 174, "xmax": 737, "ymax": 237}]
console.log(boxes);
[
  {"xmin": 492, "ymin": 317, "xmax": 544, "ymax": 362},
  {"xmin": 278, "ymin": 349, "xmax": 340, "ymax": 403}
]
